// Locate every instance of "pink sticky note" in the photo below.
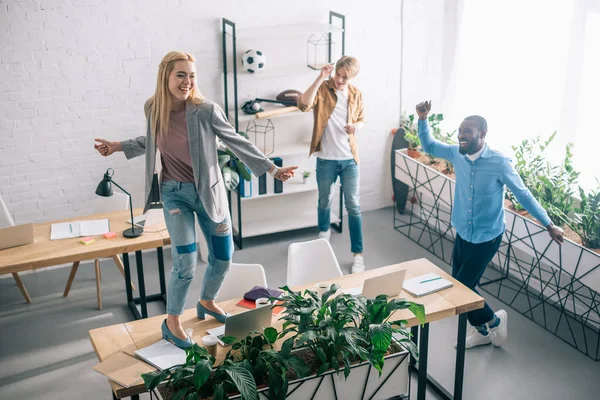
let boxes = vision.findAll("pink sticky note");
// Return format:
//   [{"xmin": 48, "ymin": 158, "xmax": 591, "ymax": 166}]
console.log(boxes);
[
  {"xmin": 104, "ymin": 232, "xmax": 117, "ymax": 239},
  {"xmin": 80, "ymin": 237, "xmax": 95, "ymax": 245}
]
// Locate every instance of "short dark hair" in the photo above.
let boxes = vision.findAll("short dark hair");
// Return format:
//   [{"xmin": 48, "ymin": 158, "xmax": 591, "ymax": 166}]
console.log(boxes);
[{"xmin": 464, "ymin": 115, "xmax": 487, "ymax": 132}]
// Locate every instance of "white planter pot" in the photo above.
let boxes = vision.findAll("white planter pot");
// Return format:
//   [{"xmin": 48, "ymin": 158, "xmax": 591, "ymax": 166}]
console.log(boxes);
[{"xmin": 230, "ymin": 349, "xmax": 410, "ymax": 400}]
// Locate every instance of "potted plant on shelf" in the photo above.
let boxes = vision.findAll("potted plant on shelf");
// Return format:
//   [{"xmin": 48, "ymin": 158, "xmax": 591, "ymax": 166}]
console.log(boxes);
[
  {"xmin": 217, "ymin": 133, "xmax": 252, "ymax": 191},
  {"xmin": 302, "ymin": 170, "xmax": 311, "ymax": 184}
]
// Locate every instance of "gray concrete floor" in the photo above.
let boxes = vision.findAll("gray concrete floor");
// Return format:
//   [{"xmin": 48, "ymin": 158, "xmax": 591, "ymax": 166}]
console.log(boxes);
[{"xmin": 1, "ymin": 207, "xmax": 599, "ymax": 399}]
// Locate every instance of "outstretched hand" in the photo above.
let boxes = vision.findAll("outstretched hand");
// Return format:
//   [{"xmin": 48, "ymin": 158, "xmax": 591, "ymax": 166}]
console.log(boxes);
[
  {"xmin": 275, "ymin": 166, "xmax": 298, "ymax": 182},
  {"xmin": 94, "ymin": 138, "xmax": 120, "ymax": 157},
  {"xmin": 416, "ymin": 101, "xmax": 431, "ymax": 120},
  {"xmin": 547, "ymin": 224, "xmax": 564, "ymax": 245}
]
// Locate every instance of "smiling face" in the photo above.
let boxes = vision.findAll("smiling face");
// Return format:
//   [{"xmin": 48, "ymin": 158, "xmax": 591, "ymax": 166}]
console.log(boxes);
[
  {"xmin": 458, "ymin": 118, "xmax": 486, "ymax": 155},
  {"xmin": 333, "ymin": 67, "xmax": 352, "ymax": 91},
  {"xmin": 168, "ymin": 60, "xmax": 196, "ymax": 103}
]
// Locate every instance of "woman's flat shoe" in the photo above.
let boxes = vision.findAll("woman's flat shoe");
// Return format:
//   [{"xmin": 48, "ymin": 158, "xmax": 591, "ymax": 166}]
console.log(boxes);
[
  {"xmin": 197, "ymin": 302, "xmax": 230, "ymax": 323},
  {"xmin": 161, "ymin": 319, "xmax": 194, "ymax": 349}
]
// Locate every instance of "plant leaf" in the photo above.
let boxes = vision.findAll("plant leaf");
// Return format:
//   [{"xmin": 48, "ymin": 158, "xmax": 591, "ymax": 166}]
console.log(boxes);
[
  {"xmin": 370, "ymin": 323, "xmax": 394, "ymax": 354},
  {"xmin": 172, "ymin": 387, "xmax": 188, "ymax": 400},
  {"xmin": 236, "ymin": 161, "xmax": 252, "ymax": 181},
  {"xmin": 263, "ymin": 327, "xmax": 278, "ymax": 343},
  {"xmin": 225, "ymin": 366, "xmax": 258, "ymax": 400},
  {"xmin": 193, "ymin": 359, "xmax": 212, "ymax": 390},
  {"xmin": 317, "ymin": 362, "xmax": 330, "ymax": 376},
  {"xmin": 316, "ymin": 347, "xmax": 327, "ymax": 363},
  {"xmin": 214, "ymin": 383, "xmax": 226, "ymax": 400}
]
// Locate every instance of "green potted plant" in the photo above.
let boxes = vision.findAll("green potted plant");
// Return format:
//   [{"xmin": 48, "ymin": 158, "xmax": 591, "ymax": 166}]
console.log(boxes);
[
  {"xmin": 302, "ymin": 170, "xmax": 311, "ymax": 184},
  {"xmin": 573, "ymin": 183, "xmax": 600, "ymax": 250},
  {"xmin": 217, "ymin": 133, "xmax": 253, "ymax": 191},
  {"xmin": 402, "ymin": 114, "xmax": 421, "ymax": 159}
]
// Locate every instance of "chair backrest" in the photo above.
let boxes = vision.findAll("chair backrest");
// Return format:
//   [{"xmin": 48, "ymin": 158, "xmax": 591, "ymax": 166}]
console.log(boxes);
[
  {"xmin": 287, "ymin": 238, "xmax": 343, "ymax": 287},
  {"xmin": 92, "ymin": 192, "xmax": 130, "ymax": 214},
  {"xmin": 0, "ymin": 192, "xmax": 15, "ymax": 228},
  {"xmin": 216, "ymin": 263, "xmax": 268, "ymax": 302}
]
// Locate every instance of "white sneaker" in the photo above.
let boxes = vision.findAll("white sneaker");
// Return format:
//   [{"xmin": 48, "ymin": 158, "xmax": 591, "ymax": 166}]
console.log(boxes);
[
  {"xmin": 490, "ymin": 309, "xmax": 508, "ymax": 347},
  {"xmin": 465, "ymin": 329, "xmax": 492, "ymax": 349},
  {"xmin": 317, "ymin": 229, "xmax": 331, "ymax": 242},
  {"xmin": 351, "ymin": 254, "xmax": 365, "ymax": 274}
]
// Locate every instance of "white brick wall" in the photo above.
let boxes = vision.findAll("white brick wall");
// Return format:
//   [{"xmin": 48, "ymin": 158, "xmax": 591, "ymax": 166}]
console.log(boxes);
[{"xmin": 0, "ymin": 0, "xmax": 446, "ymax": 225}]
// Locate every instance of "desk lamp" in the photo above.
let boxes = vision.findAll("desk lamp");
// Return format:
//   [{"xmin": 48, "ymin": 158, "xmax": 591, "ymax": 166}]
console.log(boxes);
[{"xmin": 95, "ymin": 168, "xmax": 143, "ymax": 238}]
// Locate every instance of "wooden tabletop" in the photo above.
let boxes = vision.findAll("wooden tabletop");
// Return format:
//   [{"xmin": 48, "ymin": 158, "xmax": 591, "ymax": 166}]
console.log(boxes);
[
  {"xmin": 88, "ymin": 257, "xmax": 484, "ymax": 399},
  {"xmin": 0, "ymin": 209, "xmax": 169, "ymax": 275}
]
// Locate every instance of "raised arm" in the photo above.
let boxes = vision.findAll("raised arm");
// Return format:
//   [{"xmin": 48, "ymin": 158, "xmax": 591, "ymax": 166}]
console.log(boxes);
[
  {"xmin": 298, "ymin": 64, "xmax": 332, "ymax": 112},
  {"xmin": 416, "ymin": 101, "xmax": 455, "ymax": 161},
  {"xmin": 211, "ymin": 104, "xmax": 297, "ymax": 180},
  {"xmin": 502, "ymin": 158, "xmax": 564, "ymax": 244}
]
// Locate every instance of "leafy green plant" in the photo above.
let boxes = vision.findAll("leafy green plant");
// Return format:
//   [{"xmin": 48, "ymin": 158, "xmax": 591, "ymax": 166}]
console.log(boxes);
[
  {"xmin": 276, "ymin": 284, "xmax": 424, "ymax": 378},
  {"xmin": 573, "ymin": 183, "xmax": 600, "ymax": 249},
  {"xmin": 506, "ymin": 132, "xmax": 579, "ymax": 226},
  {"xmin": 357, "ymin": 294, "xmax": 425, "ymax": 373},
  {"xmin": 142, "ymin": 343, "xmax": 258, "ymax": 400},
  {"xmin": 402, "ymin": 114, "xmax": 420, "ymax": 149},
  {"xmin": 302, "ymin": 170, "xmax": 311, "ymax": 179},
  {"xmin": 217, "ymin": 132, "xmax": 253, "ymax": 191},
  {"xmin": 428, "ymin": 113, "xmax": 456, "ymax": 174},
  {"xmin": 225, "ymin": 328, "xmax": 310, "ymax": 400}
]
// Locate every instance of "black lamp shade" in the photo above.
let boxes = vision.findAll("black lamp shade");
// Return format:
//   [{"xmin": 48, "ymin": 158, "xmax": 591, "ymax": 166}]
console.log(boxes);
[{"xmin": 95, "ymin": 179, "xmax": 113, "ymax": 197}]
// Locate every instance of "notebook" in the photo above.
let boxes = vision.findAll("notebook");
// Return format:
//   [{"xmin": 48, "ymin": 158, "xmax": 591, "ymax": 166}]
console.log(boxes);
[
  {"xmin": 133, "ymin": 339, "xmax": 187, "ymax": 371},
  {"xmin": 50, "ymin": 219, "xmax": 110, "ymax": 240},
  {"xmin": 402, "ymin": 273, "xmax": 453, "ymax": 297},
  {"xmin": 93, "ymin": 352, "xmax": 156, "ymax": 388}
]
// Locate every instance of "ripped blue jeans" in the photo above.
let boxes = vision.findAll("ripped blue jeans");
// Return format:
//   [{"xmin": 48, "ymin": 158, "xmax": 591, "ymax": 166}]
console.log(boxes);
[{"xmin": 161, "ymin": 180, "xmax": 233, "ymax": 316}]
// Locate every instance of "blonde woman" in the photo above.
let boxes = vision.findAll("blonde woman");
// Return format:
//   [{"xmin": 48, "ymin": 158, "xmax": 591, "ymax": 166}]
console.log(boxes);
[
  {"xmin": 298, "ymin": 56, "xmax": 366, "ymax": 273},
  {"xmin": 94, "ymin": 51, "xmax": 297, "ymax": 348}
]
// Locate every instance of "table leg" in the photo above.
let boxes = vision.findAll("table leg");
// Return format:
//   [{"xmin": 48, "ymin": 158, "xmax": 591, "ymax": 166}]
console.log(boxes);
[
  {"xmin": 454, "ymin": 313, "xmax": 468, "ymax": 400},
  {"xmin": 157, "ymin": 247, "xmax": 167, "ymax": 299},
  {"xmin": 122, "ymin": 253, "xmax": 133, "ymax": 305},
  {"xmin": 135, "ymin": 250, "xmax": 148, "ymax": 319},
  {"xmin": 417, "ymin": 323, "xmax": 429, "ymax": 400}
]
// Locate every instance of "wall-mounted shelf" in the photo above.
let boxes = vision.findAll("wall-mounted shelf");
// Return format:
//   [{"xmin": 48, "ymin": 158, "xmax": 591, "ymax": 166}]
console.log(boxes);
[{"xmin": 231, "ymin": 23, "xmax": 344, "ymax": 39}]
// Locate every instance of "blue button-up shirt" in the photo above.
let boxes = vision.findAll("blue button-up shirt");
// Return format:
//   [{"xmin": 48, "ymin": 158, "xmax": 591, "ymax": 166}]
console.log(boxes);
[{"xmin": 418, "ymin": 119, "xmax": 551, "ymax": 244}]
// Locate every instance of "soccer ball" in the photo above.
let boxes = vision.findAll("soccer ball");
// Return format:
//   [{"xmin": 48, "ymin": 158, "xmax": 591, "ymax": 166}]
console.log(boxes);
[{"xmin": 242, "ymin": 49, "xmax": 266, "ymax": 73}]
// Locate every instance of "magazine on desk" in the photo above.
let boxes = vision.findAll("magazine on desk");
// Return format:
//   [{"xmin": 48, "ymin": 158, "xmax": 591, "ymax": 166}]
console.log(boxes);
[
  {"xmin": 50, "ymin": 219, "xmax": 110, "ymax": 240},
  {"xmin": 133, "ymin": 339, "xmax": 187, "ymax": 371}
]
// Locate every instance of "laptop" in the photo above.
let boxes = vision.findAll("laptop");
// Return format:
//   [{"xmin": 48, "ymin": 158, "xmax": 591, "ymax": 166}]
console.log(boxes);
[
  {"xmin": 0, "ymin": 223, "xmax": 34, "ymax": 250},
  {"xmin": 206, "ymin": 305, "xmax": 273, "ymax": 346},
  {"xmin": 345, "ymin": 269, "xmax": 408, "ymax": 298}
]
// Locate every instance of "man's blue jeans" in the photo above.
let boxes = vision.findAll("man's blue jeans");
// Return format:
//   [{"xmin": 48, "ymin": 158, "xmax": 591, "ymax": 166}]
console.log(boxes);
[
  {"xmin": 161, "ymin": 180, "xmax": 233, "ymax": 316},
  {"xmin": 452, "ymin": 233, "xmax": 503, "ymax": 327},
  {"xmin": 316, "ymin": 158, "xmax": 363, "ymax": 254}
]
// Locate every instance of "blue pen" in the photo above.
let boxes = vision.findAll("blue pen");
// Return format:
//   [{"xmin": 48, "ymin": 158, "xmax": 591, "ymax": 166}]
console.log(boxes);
[{"xmin": 420, "ymin": 276, "xmax": 442, "ymax": 284}]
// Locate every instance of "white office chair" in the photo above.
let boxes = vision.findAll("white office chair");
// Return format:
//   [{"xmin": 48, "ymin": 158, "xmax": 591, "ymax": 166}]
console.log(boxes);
[
  {"xmin": 216, "ymin": 263, "xmax": 268, "ymax": 302},
  {"xmin": 287, "ymin": 238, "xmax": 343, "ymax": 287},
  {"xmin": 0, "ymin": 193, "xmax": 32, "ymax": 303},
  {"xmin": 63, "ymin": 192, "xmax": 135, "ymax": 310}
]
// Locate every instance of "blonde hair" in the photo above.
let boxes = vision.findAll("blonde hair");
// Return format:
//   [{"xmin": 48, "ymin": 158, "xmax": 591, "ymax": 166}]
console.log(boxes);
[
  {"xmin": 335, "ymin": 56, "xmax": 360, "ymax": 78},
  {"xmin": 145, "ymin": 51, "xmax": 205, "ymax": 140}
]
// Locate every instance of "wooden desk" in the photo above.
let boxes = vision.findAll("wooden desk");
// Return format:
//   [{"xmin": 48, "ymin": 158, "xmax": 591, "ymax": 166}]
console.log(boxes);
[
  {"xmin": 0, "ymin": 209, "xmax": 170, "ymax": 319},
  {"xmin": 89, "ymin": 258, "xmax": 483, "ymax": 400}
]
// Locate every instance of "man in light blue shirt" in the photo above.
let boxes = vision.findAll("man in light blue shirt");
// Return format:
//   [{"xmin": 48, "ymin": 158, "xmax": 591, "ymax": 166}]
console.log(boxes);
[{"xmin": 416, "ymin": 101, "xmax": 564, "ymax": 349}]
